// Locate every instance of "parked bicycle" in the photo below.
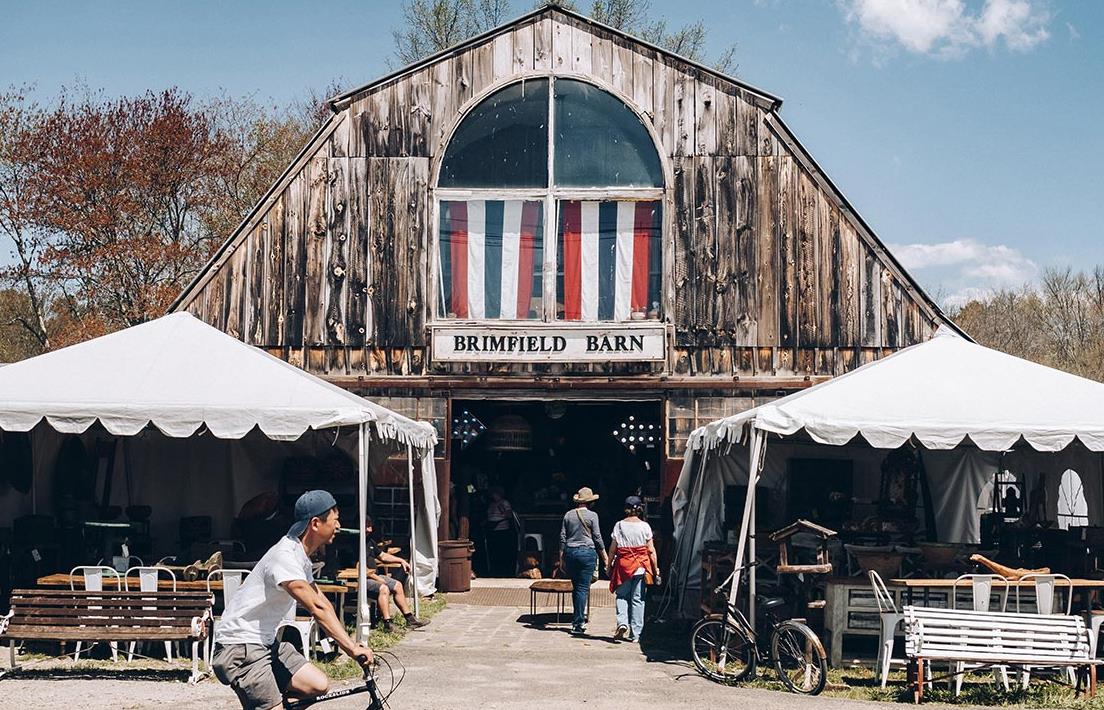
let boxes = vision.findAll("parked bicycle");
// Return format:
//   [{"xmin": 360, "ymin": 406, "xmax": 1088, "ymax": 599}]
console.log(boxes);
[
  {"xmin": 690, "ymin": 566, "xmax": 828, "ymax": 695},
  {"xmin": 283, "ymin": 652, "xmax": 404, "ymax": 710}
]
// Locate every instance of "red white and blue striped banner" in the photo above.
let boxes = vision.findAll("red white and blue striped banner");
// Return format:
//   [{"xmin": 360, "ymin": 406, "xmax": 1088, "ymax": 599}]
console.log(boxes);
[
  {"xmin": 559, "ymin": 200, "xmax": 660, "ymax": 321},
  {"xmin": 439, "ymin": 200, "xmax": 543, "ymax": 319}
]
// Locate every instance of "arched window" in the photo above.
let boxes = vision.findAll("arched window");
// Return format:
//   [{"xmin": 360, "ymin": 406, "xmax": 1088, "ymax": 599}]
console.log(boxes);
[
  {"xmin": 1057, "ymin": 469, "xmax": 1088, "ymax": 530},
  {"xmin": 436, "ymin": 78, "xmax": 663, "ymax": 321}
]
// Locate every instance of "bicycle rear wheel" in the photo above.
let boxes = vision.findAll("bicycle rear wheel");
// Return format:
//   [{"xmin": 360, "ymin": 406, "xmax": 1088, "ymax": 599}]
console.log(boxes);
[
  {"xmin": 771, "ymin": 620, "xmax": 827, "ymax": 695},
  {"xmin": 690, "ymin": 615, "xmax": 756, "ymax": 684}
]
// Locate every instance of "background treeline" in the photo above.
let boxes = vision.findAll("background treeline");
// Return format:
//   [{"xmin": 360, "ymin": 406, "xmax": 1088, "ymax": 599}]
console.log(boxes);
[
  {"xmin": 4, "ymin": 0, "xmax": 1100, "ymax": 385},
  {"xmin": 948, "ymin": 268, "xmax": 1104, "ymax": 382},
  {"xmin": 0, "ymin": 85, "xmax": 332, "ymax": 359}
]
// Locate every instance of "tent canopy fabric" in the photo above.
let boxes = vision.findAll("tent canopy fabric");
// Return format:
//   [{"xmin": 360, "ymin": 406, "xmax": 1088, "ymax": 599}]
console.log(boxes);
[
  {"xmin": 0, "ymin": 312, "xmax": 437, "ymax": 447},
  {"xmin": 690, "ymin": 329, "xmax": 1104, "ymax": 453}
]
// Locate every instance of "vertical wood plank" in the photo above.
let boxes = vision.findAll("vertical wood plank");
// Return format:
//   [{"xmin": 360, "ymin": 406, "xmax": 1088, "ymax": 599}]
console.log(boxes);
[
  {"xmin": 303, "ymin": 157, "xmax": 329, "ymax": 347},
  {"xmin": 284, "ymin": 175, "xmax": 306, "ymax": 352},
  {"xmin": 347, "ymin": 158, "xmax": 370, "ymax": 349},
  {"xmin": 408, "ymin": 70, "xmax": 430, "ymax": 158},
  {"xmin": 326, "ymin": 157, "xmax": 349, "ymax": 353},
  {"xmin": 776, "ymin": 156, "xmax": 797, "ymax": 349},
  {"xmin": 533, "ymin": 16, "xmax": 553, "ymax": 71},
  {"xmin": 693, "ymin": 156, "xmax": 716, "ymax": 343},
  {"xmin": 492, "ymin": 31, "xmax": 513, "ymax": 81},
  {"xmin": 632, "ymin": 47, "xmax": 654, "ymax": 118},
  {"xmin": 265, "ymin": 198, "xmax": 286, "ymax": 346},
  {"xmin": 613, "ymin": 37, "xmax": 634, "ymax": 100},
  {"xmin": 591, "ymin": 28, "xmax": 613, "ymax": 84},
  {"xmin": 223, "ymin": 248, "xmax": 245, "ymax": 340},
  {"xmin": 695, "ymin": 75, "xmax": 717, "ymax": 156},
  {"xmin": 652, "ymin": 57, "xmax": 672, "ymax": 154},
  {"xmin": 471, "ymin": 40, "xmax": 495, "ymax": 101},
  {"xmin": 819, "ymin": 193, "xmax": 839, "ymax": 347},
  {"xmin": 736, "ymin": 94, "xmax": 759, "ymax": 157},
  {"xmin": 796, "ymin": 168, "xmax": 819, "ymax": 346},
  {"xmin": 715, "ymin": 87, "xmax": 738, "ymax": 156},
  {"xmin": 673, "ymin": 68, "xmax": 696, "ymax": 157},
  {"xmin": 733, "ymin": 155, "xmax": 757, "ymax": 345},
  {"xmin": 672, "ymin": 157, "xmax": 695, "ymax": 344},
  {"xmin": 838, "ymin": 217, "xmax": 860, "ymax": 346},
  {"xmin": 570, "ymin": 19, "xmax": 593, "ymax": 74},
  {"xmin": 247, "ymin": 223, "xmax": 266, "ymax": 345},
  {"xmin": 512, "ymin": 20, "xmax": 534, "ymax": 73},
  {"xmin": 755, "ymin": 155, "xmax": 779, "ymax": 346},
  {"xmin": 552, "ymin": 16, "xmax": 570, "ymax": 71}
]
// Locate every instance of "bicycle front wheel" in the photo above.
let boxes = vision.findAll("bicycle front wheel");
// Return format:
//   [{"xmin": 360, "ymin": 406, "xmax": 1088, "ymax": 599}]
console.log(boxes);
[
  {"xmin": 771, "ymin": 620, "xmax": 827, "ymax": 695},
  {"xmin": 690, "ymin": 615, "xmax": 756, "ymax": 684}
]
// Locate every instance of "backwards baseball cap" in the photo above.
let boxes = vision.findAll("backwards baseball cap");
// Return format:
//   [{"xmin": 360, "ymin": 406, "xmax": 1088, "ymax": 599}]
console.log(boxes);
[
  {"xmin": 287, "ymin": 489, "xmax": 338, "ymax": 539},
  {"xmin": 625, "ymin": 495, "xmax": 643, "ymax": 507}
]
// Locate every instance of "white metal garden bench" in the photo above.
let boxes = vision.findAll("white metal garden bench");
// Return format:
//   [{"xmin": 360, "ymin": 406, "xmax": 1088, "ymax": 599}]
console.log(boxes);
[{"xmin": 903, "ymin": 605, "xmax": 1099, "ymax": 703}]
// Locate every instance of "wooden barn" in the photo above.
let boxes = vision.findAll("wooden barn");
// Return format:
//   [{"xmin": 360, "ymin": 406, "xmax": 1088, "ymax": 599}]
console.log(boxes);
[{"xmin": 171, "ymin": 5, "xmax": 954, "ymax": 571}]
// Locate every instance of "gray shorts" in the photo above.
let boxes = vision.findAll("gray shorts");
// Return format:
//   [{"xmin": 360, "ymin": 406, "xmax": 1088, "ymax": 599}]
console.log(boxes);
[
  {"xmin": 363, "ymin": 575, "xmax": 401, "ymax": 596},
  {"xmin": 212, "ymin": 641, "xmax": 308, "ymax": 710}
]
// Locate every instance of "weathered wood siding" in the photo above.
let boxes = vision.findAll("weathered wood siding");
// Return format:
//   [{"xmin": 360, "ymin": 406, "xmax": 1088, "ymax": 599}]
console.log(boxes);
[{"xmin": 176, "ymin": 9, "xmax": 945, "ymax": 380}]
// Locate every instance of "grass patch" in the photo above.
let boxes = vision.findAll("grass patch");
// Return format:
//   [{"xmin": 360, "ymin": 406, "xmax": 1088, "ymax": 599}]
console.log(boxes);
[
  {"xmin": 717, "ymin": 663, "xmax": 1104, "ymax": 708},
  {"xmin": 315, "ymin": 594, "xmax": 447, "ymax": 681}
]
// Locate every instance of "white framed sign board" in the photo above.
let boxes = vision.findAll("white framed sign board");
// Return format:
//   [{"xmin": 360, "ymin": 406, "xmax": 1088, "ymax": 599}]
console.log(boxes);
[{"xmin": 430, "ymin": 323, "xmax": 667, "ymax": 363}]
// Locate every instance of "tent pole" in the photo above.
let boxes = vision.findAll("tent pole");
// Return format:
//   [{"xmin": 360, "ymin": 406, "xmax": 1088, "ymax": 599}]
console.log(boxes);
[
  {"xmin": 357, "ymin": 423, "xmax": 371, "ymax": 644},
  {"xmin": 725, "ymin": 427, "xmax": 766, "ymax": 623},
  {"xmin": 407, "ymin": 442, "xmax": 419, "ymax": 618}
]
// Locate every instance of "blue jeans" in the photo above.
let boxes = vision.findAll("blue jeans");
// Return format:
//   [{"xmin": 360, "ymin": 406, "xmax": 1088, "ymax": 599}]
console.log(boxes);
[
  {"xmin": 615, "ymin": 575, "xmax": 646, "ymax": 639},
  {"xmin": 563, "ymin": 546, "xmax": 596, "ymax": 630}
]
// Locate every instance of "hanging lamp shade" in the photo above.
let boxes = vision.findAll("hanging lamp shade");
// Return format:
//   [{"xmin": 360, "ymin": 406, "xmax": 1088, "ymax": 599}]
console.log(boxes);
[{"xmin": 486, "ymin": 414, "xmax": 533, "ymax": 451}]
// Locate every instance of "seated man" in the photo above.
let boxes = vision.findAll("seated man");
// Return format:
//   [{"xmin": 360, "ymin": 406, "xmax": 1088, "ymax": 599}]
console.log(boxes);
[
  {"xmin": 212, "ymin": 490, "xmax": 372, "ymax": 710},
  {"xmin": 363, "ymin": 515, "xmax": 427, "ymax": 633}
]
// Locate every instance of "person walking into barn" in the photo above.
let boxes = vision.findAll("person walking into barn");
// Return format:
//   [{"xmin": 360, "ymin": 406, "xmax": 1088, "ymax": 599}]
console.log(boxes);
[
  {"xmin": 607, "ymin": 495, "xmax": 659, "ymax": 643},
  {"xmin": 558, "ymin": 486, "xmax": 607, "ymax": 636}
]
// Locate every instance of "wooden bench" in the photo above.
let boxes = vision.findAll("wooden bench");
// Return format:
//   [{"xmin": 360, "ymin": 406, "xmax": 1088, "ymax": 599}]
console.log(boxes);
[
  {"xmin": 903, "ymin": 605, "xmax": 1099, "ymax": 703},
  {"xmin": 529, "ymin": 579, "xmax": 591, "ymax": 626},
  {"xmin": 0, "ymin": 588, "xmax": 213, "ymax": 683}
]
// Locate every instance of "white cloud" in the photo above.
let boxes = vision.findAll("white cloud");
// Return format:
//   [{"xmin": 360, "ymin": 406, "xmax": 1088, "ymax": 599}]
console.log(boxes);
[
  {"xmin": 889, "ymin": 238, "xmax": 1037, "ymax": 307},
  {"xmin": 840, "ymin": 0, "xmax": 1050, "ymax": 58}
]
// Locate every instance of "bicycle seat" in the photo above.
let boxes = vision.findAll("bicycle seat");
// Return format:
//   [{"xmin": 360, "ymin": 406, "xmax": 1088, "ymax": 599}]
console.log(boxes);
[{"xmin": 759, "ymin": 596, "xmax": 787, "ymax": 612}]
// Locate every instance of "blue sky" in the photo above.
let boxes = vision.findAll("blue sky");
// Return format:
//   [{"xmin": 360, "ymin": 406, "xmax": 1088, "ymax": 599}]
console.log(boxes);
[{"xmin": 3, "ymin": 0, "xmax": 1100, "ymax": 306}]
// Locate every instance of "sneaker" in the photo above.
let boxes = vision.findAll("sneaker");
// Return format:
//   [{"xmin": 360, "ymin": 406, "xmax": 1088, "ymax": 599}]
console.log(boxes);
[
  {"xmin": 614, "ymin": 625, "xmax": 628, "ymax": 641},
  {"xmin": 570, "ymin": 626, "xmax": 585, "ymax": 636},
  {"xmin": 381, "ymin": 618, "xmax": 394, "ymax": 633}
]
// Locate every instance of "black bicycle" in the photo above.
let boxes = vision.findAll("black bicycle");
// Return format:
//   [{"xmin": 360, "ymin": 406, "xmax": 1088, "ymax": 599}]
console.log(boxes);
[
  {"xmin": 690, "ymin": 568, "xmax": 828, "ymax": 695},
  {"xmin": 283, "ymin": 653, "xmax": 403, "ymax": 710}
]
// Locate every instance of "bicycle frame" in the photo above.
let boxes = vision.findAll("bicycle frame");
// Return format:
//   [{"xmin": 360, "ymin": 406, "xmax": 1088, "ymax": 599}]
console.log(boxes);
[{"xmin": 283, "ymin": 674, "xmax": 384, "ymax": 710}]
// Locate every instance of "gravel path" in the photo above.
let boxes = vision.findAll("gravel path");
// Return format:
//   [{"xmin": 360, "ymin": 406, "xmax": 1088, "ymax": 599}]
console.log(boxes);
[{"xmin": 1, "ymin": 604, "xmax": 966, "ymax": 709}]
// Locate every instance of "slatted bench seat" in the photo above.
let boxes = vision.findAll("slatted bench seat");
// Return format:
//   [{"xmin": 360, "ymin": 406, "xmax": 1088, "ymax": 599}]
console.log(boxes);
[
  {"xmin": 0, "ymin": 588, "xmax": 213, "ymax": 683},
  {"xmin": 903, "ymin": 605, "xmax": 1100, "ymax": 703},
  {"xmin": 529, "ymin": 579, "xmax": 590, "ymax": 626}
]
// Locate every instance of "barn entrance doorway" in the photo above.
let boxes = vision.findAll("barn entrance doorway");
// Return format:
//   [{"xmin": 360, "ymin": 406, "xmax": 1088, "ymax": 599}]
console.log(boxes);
[{"xmin": 450, "ymin": 399, "xmax": 663, "ymax": 578}]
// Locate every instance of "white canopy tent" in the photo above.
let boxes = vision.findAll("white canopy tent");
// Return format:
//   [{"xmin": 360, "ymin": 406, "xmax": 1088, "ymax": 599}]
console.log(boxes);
[
  {"xmin": 0, "ymin": 312, "xmax": 439, "ymax": 633},
  {"xmin": 670, "ymin": 329, "xmax": 1104, "ymax": 620}
]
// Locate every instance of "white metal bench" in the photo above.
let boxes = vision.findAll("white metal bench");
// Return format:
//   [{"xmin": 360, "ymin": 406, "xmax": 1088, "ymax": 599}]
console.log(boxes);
[{"xmin": 903, "ymin": 605, "xmax": 1099, "ymax": 703}]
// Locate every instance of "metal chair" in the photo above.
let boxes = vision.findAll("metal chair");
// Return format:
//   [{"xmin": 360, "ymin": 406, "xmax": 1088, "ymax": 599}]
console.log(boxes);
[
  {"xmin": 869, "ymin": 570, "xmax": 906, "ymax": 688},
  {"xmin": 951, "ymin": 574, "xmax": 1010, "ymax": 695},
  {"xmin": 124, "ymin": 566, "xmax": 177, "ymax": 662},
  {"xmin": 276, "ymin": 605, "xmax": 317, "ymax": 660},
  {"xmin": 69, "ymin": 566, "xmax": 121, "ymax": 662},
  {"xmin": 1015, "ymin": 573, "xmax": 1075, "ymax": 688},
  {"xmin": 206, "ymin": 569, "xmax": 247, "ymax": 669}
]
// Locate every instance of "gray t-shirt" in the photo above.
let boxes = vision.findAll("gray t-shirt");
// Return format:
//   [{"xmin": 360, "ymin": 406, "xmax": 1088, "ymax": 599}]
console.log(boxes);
[
  {"xmin": 214, "ymin": 535, "xmax": 314, "ymax": 646},
  {"xmin": 560, "ymin": 508, "xmax": 605, "ymax": 550}
]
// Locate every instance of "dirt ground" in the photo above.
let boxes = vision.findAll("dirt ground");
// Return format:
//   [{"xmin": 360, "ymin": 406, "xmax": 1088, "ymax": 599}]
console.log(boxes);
[{"xmin": 0, "ymin": 603, "xmax": 1004, "ymax": 709}]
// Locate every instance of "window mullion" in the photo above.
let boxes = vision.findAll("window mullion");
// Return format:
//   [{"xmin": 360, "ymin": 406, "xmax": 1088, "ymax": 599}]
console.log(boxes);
[{"xmin": 544, "ymin": 75, "xmax": 557, "ymax": 322}]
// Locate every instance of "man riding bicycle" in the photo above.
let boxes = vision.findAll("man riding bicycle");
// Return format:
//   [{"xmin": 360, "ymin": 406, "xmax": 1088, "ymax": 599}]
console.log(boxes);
[{"xmin": 212, "ymin": 490, "xmax": 374, "ymax": 709}]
